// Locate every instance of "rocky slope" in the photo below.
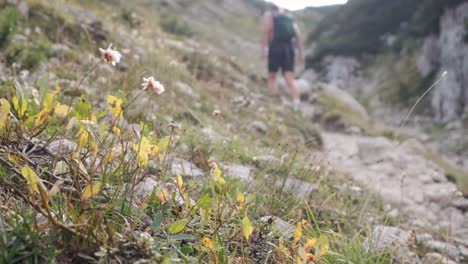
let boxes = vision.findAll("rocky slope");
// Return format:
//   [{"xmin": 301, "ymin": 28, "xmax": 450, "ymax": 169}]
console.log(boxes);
[
  {"xmin": 1, "ymin": 0, "xmax": 468, "ymax": 263},
  {"xmin": 306, "ymin": 0, "xmax": 468, "ymax": 122}
]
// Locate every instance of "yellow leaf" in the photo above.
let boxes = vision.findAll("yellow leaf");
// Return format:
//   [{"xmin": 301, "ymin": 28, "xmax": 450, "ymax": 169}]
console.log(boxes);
[
  {"xmin": 157, "ymin": 190, "xmax": 168, "ymax": 204},
  {"xmin": 242, "ymin": 216, "xmax": 253, "ymax": 240},
  {"xmin": 35, "ymin": 109, "xmax": 51, "ymax": 126},
  {"xmin": 237, "ymin": 192, "xmax": 245, "ymax": 206},
  {"xmin": 81, "ymin": 181, "xmax": 102, "ymax": 201},
  {"xmin": 133, "ymin": 136, "xmax": 150, "ymax": 167},
  {"xmin": 210, "ymin": 163, "xmax": 225, "ymax": 185},
  {"xmin": 6, "ymin": 153, "xmax": 21, "ymax": 166},
  {"xmin": 0, "ymin": 99, "xmax": 11, "ymax": 129},
  {"xmin": 20, "ymin": 166, "xmax": 45, "ymax": 194},
  {"xmin": 42, "ymin": 92, "xmax": 56, "ymax": 112},
  {"xmin": 293, "ymin": 222, "xmax": 303, "ymax": 246},
  {"xmin": 112, "ymin": 126, "xmax": 122, "ymax": 139},
  {"xmin": 107, "ymin": 95, "xmax": 123, "ymax": 119},
  {"xmin": 12, "ymin": 95, "xmax": 27, "ymax": 118},
  {"xmin": 201, "ymin": 236, "xmax": 214, "ymax": 249},
  {"xmin": 304, "ymin": 238, "xmax": 317, "ymax": 251},
  {"xmin": 55, "ymin": 81, "xmax": 62, "ymax": 92},
  {"xmin": 149, "ymin": 144, "xmax": 159, "ymax": 156},
  {"xmin": 77, "ymin": 127, "xmax": 91, "ymax": 149},
  {"xmin": 54, "ymin": 103, "xmax": 70, "ymax": 118},
  {"xmin": 176, "ymin": 174, "xmax": 183, "ymax": 189},
  {"xmin": 316, "ymin": 235, "xmax": 329, "ymax": 258}
]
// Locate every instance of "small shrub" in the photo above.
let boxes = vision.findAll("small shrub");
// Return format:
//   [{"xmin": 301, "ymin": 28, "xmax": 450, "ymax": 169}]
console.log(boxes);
[
  {"xmin": 5, "ymin": 41, "xmax": 51, "ymax": 69},
  {"xmin": 0, "ymin": 6, "xmax": 18, "ymax": 48},
  {"xmin": 159, "ymin": 14, "xmax": 193, "ymax": 37},
  {"xmin": 120, "ymin": 8, "xmax": 141, "ymax": 28}
]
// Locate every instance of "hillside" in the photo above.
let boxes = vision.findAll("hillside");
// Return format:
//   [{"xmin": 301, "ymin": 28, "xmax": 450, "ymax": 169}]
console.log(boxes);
[
  {"xmin": 0, "ymin": 0, "xmax": 468, "ymax": 263},
  {"xmin": 303, "ymin": 0, "xmax": 468, "ymax": 186}
]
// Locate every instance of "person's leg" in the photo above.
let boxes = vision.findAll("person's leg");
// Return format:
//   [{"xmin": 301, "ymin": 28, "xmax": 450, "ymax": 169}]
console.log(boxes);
[
  {"xmin": 267, "ymin": 72, "xmax": 278, "ymax": 95},
  {"xmin": 283, "ymin": 71, "xmax": 299, "ymax": 101},
  {"xmin": 267, "ymin": 43, "xmax": 280, "ymax": 95}
]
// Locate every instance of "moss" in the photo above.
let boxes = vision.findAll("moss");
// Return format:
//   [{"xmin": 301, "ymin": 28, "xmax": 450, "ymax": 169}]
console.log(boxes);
[{"xmin": 0, "ymin": 6, "xmax": 18, "ymax": 48}]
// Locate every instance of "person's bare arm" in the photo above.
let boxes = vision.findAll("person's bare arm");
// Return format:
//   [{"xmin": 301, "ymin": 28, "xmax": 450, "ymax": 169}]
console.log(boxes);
[
  {"xmin": 262, "ymin": 11, "xmax": 273, "ymax": 60},
  {"xmin": 294, "ymin": 23, "xmax": 304, "ymax": 64}
]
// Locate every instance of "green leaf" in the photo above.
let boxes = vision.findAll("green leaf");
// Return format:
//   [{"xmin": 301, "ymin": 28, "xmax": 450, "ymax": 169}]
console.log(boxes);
[
  {"xmin": 151, "ymin": 211, "xmax": 162, "ymax": 231},
  {"xmin": 170, "ymin": 234, "xmax": 196, "ymax": 241},
  {"xmin": 242, "ymin": 216, "xmax": 253, "ymax": 240},
  {"xmin": 169, "ymin": 219, "xmax": 189, "ymax": 234},
  {"xmin": 12, "ymin": 95, "xmax": 27, "ymax": 118},
  {"xmin": 157, "ymin": 136, "xmax": 171, "ymax": 152},
  {"xmin": 73, "ymin": 97, "xmax": 93, "ymax": 120},
  {"xmin": 196, "ymin": 193, "xmax": 211, "ymax": 209},
  {"xmin": 180, "ymin": 246, "xmax": 194, "ymax": 255}
]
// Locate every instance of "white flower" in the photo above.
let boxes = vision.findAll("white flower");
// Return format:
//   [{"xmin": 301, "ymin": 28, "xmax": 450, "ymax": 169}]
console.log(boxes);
[
  {"xmin": 212, "ymin": 109, "xmax": 221, "ymax": 117},
  {"xmin": 141, "ymin": 76, "xmax": 165, "ymax": 94},
  {"xmin": 99, "ymin": 44, "xmax": 121, "ymax": 66}
]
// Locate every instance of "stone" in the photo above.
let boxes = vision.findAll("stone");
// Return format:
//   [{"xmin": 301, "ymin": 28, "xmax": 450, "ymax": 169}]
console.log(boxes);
[
  {"xmin": 170, "ymin": 158, "xmax": 204, "ymax": 180},
  {"xmin": 134, "ymin": 178, "xmax": 188, "ymax": 206},
  {"xmin": 320, "ymin": 83, "xmax": 369, "ymax": 120},
  {"xmin": 366, "ymin": 225, "xmax": 420, "ymax": 263},
  {"xmin": 221, "ymin": 163, "xmax": 252, "ymax": 182},
  {"xmin": 252, "ymin": 155, "xmax": 280, "ymax": 166},
  {"xmin": 51, "ymin": 43, "xmax": 71, "ymax": 58},
  {"xmin": 17, "ymin": 1, "xmax": 29, "ymax": 17},
  {"xmin": 174, "ymin": 81, "xmax": 200, "ymax": 99},
  {"xmin": 275, "ymin": 177, "xmax": 318, "ymax": 199},
  {"xmin": 295, "ymin": 79, "xmax": 312, "ymax": 96},
  {"xmin": 47, "ymin": 139, "xmax": 77, "ymax": 156},
  {"xmin": 323, "ymin": 56, "xmax": 361, "ymax": 91},
  {"xmin": 259, "ymin": 216, "xmax": 295, "ymax": 239},
  {"xmin": 423, "ymin": 240, "xmax": 460, "ymax": 260},
  {"xmin": 452, "ymin": 197, "xmax": 468, "ymax": 212},
  {"xmin": 247, "ymin": 120, "xmax": 268, "ymax": 134},
  {"xmin": 422, "ymin": 252, "xmax": 457, "ymax": 264},
  {"xmin": 201, "ymin": 127, "xmax": 223, "ymax": 141}
]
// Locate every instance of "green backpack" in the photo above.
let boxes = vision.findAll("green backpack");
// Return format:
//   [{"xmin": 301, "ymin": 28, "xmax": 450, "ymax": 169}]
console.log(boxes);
[{"xmin": 273, "ymin": 14, "xmax": 295, "ymax": 42}]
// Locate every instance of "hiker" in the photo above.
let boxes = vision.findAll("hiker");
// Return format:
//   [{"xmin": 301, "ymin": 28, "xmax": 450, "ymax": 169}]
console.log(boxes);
[{"xmin": 261, "ymin": 3, "xmax": 304, "ymax": 109}]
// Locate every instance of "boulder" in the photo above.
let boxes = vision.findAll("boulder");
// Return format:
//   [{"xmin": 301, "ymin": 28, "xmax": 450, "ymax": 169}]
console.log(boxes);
[
  {"xmin": 47, "ymin": 139, "xmax": 77, "ymax": 156},
  {"xmin": 221, "ymin": 163, "xmax": 252, "ymax": 182},
  {"xmin": 174, "ymin": 81, "xmax": 200, "ymax": 99},
  {"xmin": 259, "ymin": 216, "xmax": 295, "ymax": 239},
  {"xmin": 422, "ymin": 252, "xmax": 457, "ymax": 264},
  {"xmin": 171, "ymin": 158, "xmax": 204, "ymax": 180},
  {"xmin": 247, "ymin": 120, "xmax": 268, "ymax": 134},
  {"xmin": 423, "ymin": 240, "xmax": 460, "ymax": 261},
  {"xmin": 275, "ymin": 177, "xmax": 318, "ymax": 199},
  {"xmin": 320, "ymin": 83, "xmax": 369, "ymax": 120},
  {"xmin": 366, "ymin": 225, "xmax": 420, "ymax": 263}
]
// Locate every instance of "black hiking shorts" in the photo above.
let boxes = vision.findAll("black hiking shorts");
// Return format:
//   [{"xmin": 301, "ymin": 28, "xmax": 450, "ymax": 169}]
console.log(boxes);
[{"xmin": 268, "ymin": 41, "xmax": 295, "ymax": 73}]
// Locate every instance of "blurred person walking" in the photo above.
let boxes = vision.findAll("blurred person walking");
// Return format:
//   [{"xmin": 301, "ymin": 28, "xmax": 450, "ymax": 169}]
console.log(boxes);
[{"xmin": 261, "ymin": 3, "xmax": 304, "ymax": 110}]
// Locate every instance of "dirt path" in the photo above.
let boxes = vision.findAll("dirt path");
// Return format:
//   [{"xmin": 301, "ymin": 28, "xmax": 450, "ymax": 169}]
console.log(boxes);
[{"xmin": 321, "ymin": 132, "xmax": 468, "ymax": 244}]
